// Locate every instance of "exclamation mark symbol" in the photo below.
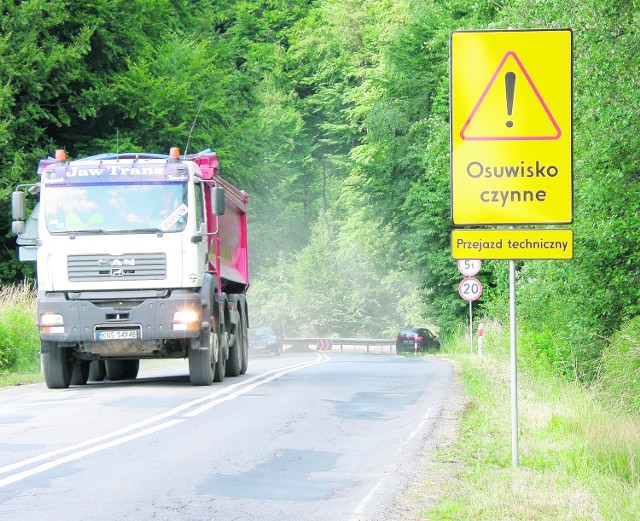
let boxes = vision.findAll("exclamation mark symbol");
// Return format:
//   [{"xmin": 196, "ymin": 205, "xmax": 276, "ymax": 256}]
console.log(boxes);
[{"xmin": 505, "ymin": 72, "xmax": 516, "ymax": 128}]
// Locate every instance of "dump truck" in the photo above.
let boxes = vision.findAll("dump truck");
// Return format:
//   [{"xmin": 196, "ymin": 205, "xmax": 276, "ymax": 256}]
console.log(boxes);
[{"xmin": 11, "ymin": 147, "xmax": 249, "ymax": 389}]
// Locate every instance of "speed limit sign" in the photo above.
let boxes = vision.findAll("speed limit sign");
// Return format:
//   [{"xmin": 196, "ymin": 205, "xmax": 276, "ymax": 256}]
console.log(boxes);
[
  {"xmin": 459, "ymin": 277, "xmax": 483, "ymax": 301},
  {"xmin": 458, "ymin": 259, "xmax": 481, "ymax": 277}
]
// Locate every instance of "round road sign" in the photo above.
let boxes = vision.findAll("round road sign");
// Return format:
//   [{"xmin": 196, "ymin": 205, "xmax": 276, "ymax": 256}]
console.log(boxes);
[
  {"xmin": 457, "ymin": 259, "xmax": 481, "ymax": 277},
  {"xmin": 459, "ymin": 276, "xmax": 483, "ymax": 301}
]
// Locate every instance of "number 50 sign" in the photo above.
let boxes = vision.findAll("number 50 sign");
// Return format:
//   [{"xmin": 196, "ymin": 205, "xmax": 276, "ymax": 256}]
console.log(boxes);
[{"xmin": 459, "ymin": 277, "xmax": 483, "ymax": 301}]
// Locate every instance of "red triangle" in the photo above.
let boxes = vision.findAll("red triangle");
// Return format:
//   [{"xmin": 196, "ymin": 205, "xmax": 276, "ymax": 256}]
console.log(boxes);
[{"xmin": 460, "ymin": 51, "xmax": 561, "ymax": 141}]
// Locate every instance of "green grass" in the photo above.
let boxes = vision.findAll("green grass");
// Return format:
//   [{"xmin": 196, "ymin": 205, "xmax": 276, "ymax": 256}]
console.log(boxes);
[
  {"xmin": 0, "ymin": 370, "xmax": 43, "ymax": 386},
  {"xmin": 0, "ymin": 282, "xmax": 41, "ymax": 382},
  {"xmin": 420, "ymin": 321, "xmax": 640, "ymax": 520}
]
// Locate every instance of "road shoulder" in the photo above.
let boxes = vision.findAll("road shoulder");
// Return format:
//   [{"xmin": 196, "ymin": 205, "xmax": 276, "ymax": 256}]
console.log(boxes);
[{"xmin": 389, "ymin": 358, "xmax": 468, "ymax": 520}]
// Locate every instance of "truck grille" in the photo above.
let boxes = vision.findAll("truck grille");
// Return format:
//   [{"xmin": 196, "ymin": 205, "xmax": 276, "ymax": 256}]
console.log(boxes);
[{"xmin": 68, "ymin": 253, "xmax": 167, "ymax": 282}]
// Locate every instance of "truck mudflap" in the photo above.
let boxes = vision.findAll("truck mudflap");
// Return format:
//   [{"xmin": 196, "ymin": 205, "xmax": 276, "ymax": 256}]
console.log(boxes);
[{"xmin": 38, "ymin": 289, "xmax": 203, "ymax": 344}]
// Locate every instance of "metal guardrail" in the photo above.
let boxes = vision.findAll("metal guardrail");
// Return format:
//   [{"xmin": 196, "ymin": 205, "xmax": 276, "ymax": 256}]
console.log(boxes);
[{"xmin": 282, "ymin": 338, "xmax": 396, "ymax": 354}]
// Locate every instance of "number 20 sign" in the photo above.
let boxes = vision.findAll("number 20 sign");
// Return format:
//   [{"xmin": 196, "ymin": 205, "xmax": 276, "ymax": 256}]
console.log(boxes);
[{"xmin": 459, "ymin": 276, "xmax": 483, "ymax": 301}]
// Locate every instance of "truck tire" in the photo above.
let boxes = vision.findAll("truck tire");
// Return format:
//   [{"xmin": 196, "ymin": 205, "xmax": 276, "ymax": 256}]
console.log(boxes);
[
  {"xmin": 105, "ymin": 359, "xmax": 139, "ymax": 381},
  {"xmin": 122, "ymin": 360, "xmax": 139, "ymax": 380},
  {"xmin": 240, "ymin": 310, "xmax": 249, "ymax": 375},
  {"xmin": 71, "ymin": 360, "xmax": 90, "ymax": 385},
  {"xmin": 226, "ymin": 304, "xmax": 244, "ymax": 377},
  {"xmin": 88, "ymin": 360, "xmax": 106, "ymax": 382},
  {"xmin": 226, "ymin": 334, "xmax": 242, "ymax": 378},
  {"xmin": 42, "ymin": 343, "xmax": 73, "ymax": 389},
  {"xmin": 213, "ymin": 331, "xmax": 226, "ymax": 383},
  {"xmin": 105, "ymin": 360, "xmax": 122, "ymax": 381},
  {"xmin": 189, "ymin": 326, "xmax": 216, "ymax": 386}
]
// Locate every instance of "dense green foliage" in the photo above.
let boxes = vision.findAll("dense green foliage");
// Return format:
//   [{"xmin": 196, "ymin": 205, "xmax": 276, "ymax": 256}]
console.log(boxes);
[{"xmin": 0, "ymin": 1, "xmax": 639, "ymax": 397}]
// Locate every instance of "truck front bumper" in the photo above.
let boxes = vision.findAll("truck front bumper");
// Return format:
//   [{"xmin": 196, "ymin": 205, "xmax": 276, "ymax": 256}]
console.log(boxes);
[{"xmin": 38, "ymin": 289, "xmax": 204, "ymax": 344}]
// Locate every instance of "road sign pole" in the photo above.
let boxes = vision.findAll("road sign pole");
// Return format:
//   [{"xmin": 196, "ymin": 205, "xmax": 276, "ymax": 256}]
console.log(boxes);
[
  {"xmin": 510, "ymin": 258, "xmax": 519, "ymax": 467},
  {"xmin": 469, "ymin": 300, "xmax": 473, "ymax": 354}
]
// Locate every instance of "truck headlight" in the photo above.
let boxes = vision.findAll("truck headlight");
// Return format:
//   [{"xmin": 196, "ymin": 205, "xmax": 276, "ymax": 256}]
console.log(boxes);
[
  {"xmin": 40, "ymin": 313, "xmax": 64, "ymax": 334},
  {"xmin": 173, "ymin": 310, "xmax": 200, "ymax": 331}
]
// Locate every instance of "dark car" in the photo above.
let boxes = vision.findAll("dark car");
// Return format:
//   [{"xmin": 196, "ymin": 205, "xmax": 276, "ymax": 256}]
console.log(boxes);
[
  {"xmin": 395, "ymin": 327, "xmax": 440, "ymax": 353},
  {"xmin": 248, "ymin": 325, "xmax": 282, "ymax": 356}
]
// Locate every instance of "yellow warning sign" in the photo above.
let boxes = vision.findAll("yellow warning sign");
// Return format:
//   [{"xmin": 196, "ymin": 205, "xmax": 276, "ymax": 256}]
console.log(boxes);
[
  {"xmin": 451, "ymin": 229, "xmax": 573, "ymax": 260},
  {"xmin": 450, "ymin": 29, "xmax": 572, "ymax": 225}
]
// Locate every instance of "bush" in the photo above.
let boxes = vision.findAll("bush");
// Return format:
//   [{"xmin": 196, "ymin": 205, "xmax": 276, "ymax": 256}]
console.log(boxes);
[
  {"xmin": 596, "ymin": 316, "xmax": 640, "ymax": 415},
  {"xmin": 0, "ymin": 283, "xmax": 39, "ymax": 373}
]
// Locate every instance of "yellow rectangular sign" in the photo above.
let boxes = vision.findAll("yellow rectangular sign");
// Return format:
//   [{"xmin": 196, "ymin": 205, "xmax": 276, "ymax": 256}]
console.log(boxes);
[
  {"xmin": 452, "ymin": 229, "xmax": 573, "ymax": 259},
  {"xmin": 450, "ymin": 29, "xmax": 573, "ymax": 225}
]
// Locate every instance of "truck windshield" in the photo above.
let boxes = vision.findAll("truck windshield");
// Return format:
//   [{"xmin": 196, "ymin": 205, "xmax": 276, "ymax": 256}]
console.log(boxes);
[{"xmin": 43, "ymin": 182, "xmax": 188, "ymax": 234}]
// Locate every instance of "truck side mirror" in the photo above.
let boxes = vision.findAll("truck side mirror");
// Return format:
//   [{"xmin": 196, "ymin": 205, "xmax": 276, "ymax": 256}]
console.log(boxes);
[
  {"xmin": 212, "ymin": 186, "xmax": 225, "ymax": 216},
  {"xmin": 12, "ymin": 221, "xmax": 25, "ymax": 235},
  {"xmin": 12, "ymin": 191, "xmax": 26, "ymax": 235},
  {"xmin": 12, "ymin": 191, "xmax": 25, "ymax": 221}
]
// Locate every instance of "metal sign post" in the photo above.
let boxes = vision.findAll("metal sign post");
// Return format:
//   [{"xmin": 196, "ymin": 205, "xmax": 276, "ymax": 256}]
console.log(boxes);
[
  {"xmin": 509, "ymin": 259, "xmax": 518, "ymax": 467},
  {"xmin": 469, "ymin": 300, "xmax": 473, "ymax": 354},
  {"xmin": 458, "ymin": 275, "xmax": 483, "ymax": 355},
  {"xmin": 458, "ymin": 261, "xmax": 483, "ymax": 354}
]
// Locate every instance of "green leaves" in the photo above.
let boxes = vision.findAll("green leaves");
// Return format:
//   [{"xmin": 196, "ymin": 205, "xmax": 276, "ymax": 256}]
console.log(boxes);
[{"xmin": 0, "ymin": 0, "xmax": 638, "ymax": 388}]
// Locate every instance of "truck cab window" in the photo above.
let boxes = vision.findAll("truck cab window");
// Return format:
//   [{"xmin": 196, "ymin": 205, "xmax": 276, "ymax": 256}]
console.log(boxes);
[
  {"xmin": 194, "ymin": 183, "xmax": 204, "ymax": 228},
  {"xmin": 44, "ymin": 182, "xmax": 189, "ymax": 234}
]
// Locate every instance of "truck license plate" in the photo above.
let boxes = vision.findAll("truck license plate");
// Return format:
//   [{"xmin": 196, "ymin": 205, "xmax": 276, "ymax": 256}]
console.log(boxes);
[{"xmin": 97, "ymin": 329, "xmax": 139, "ymax": 341}]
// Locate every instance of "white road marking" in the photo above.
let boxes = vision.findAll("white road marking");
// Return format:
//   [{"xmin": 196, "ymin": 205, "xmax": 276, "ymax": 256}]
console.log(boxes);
[
  {"xmin": 183, "ymin": 355, "xmax": 329, "ymax": 417},
  {"xmin": 0, "ymin": 354, "xmax": 329, "ymax": 488},
  {"xmin": 349, "ymin": 406, "xmax": 435, "ymax": 520},
  {"xmin": 0, "ymin": 420, "xmax": 184, "ymax": 488}
]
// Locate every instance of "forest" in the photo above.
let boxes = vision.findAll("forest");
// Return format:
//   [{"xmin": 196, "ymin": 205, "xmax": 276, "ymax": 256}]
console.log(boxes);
[{"xmin": 0, "ymin": 0, "xmax": 638, "ymax": 408}]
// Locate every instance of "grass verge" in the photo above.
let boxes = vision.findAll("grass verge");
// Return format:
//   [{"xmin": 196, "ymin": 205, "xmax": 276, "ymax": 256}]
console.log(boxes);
[
  {"xmin": 421, "ymin": 321, "xmax": 639, "ymax": 520},
  {"xmin": 0, "ymin": 370, "xmax": 43, "ymax": 386},
  {"xmin": 0, "ymin": 283, "xmax": 41, "ymax": 385}
]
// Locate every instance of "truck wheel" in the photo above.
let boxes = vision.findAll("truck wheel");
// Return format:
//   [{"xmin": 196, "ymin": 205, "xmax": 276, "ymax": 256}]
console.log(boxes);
[
  {"xmin": 122, "ymin": 360, "xmax": 139, "ymax": 380},
  {"xmin": 240, "ymin": 313, "xmax": 249, "ymax": 375},
  {"xmin": 71, "ymin": 360, "xmax": 90, "ymax": 385},
  {"xmin": 190, "ymin": 327, "xmax": 215, "ymax": 385},
  {"xmin": 226, "ymin": 313, "xmax": 244, "ymax": 377},
  {"xmin": 42, "ymin": 343, "xmax": 73, "ymax": 389},
  {"xmin": 213, "ymin": 331, "xmax": 226, "ymax": 383},
  {"xmin": 105, "ymin": 360, "xmax": 124, "ymax": 381},
  {"xmin": 88, "ymin": 360, "xmax": 106, "ymax": 382}
]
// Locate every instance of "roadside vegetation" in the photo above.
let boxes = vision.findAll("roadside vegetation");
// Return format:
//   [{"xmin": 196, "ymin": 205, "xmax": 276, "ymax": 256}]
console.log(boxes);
[
  {"xmin": 428, "ymin": 321, "xmax": 639, "ymax": 520},
  {"xmin": 0, "ymin": 283, "xmax": 40, "ymax": 385}
]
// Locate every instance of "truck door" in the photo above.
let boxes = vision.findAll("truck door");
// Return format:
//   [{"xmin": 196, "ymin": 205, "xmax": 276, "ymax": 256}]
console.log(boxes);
[{"xmin": 193, "ymin": 182, "xmax": 209, "ymax": 270}]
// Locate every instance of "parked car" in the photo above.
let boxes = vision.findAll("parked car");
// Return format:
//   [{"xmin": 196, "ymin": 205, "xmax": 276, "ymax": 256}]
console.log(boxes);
[
  {"xmin": 248, "ymin": 325, "xmax": 282, "ymax": 356},
  {"xmin": 395, "ymin": 327, "xmax": 440, "ymax": 353}
]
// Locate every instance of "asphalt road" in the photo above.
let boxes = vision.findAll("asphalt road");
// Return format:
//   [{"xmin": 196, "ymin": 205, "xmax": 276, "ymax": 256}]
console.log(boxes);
[{"xmin": 0, "ymin": 351, "xmax": 458, "ymax": 521}]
